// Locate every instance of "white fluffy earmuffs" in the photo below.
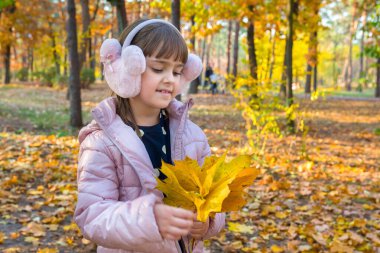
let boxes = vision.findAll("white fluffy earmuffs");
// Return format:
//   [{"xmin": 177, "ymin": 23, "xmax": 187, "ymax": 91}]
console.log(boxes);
[{"xmin": 100, "ymin": 19, "xmax": 203, "ymax": 98}]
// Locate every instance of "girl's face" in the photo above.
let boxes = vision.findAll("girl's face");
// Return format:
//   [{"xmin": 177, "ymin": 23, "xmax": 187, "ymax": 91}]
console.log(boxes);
[{"xmin": 131, "ymin": 55, "xmax": 184, "ymax": 113}]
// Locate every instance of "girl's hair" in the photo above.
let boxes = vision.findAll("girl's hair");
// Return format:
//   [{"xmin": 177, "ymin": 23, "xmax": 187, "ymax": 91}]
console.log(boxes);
[{"xmin": 115, "ymin": 19, "xmax": 188, "ymax": 135}]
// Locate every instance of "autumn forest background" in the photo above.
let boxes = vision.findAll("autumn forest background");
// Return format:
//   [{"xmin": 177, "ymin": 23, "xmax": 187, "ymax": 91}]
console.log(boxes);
[{"xmin": 0, "ymin": 0, "xmax": 380, "ymax": 252}]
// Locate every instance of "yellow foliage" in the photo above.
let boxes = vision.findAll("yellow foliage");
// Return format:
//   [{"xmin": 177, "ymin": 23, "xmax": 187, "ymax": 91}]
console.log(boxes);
[{"xmin": 156, "ymin": 155, "xmax": 260, "ymax": 222}]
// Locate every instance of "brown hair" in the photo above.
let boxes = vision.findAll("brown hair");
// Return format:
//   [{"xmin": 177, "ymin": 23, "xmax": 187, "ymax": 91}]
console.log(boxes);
[{"xmin": 115, "ymin": 19, "xmax": 188, "ymax": 136}]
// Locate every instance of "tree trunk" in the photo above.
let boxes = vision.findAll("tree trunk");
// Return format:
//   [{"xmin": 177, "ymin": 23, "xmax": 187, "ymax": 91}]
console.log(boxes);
[
  {"xmin": 190, "ymin": 15, "xmax": 195, "ymax": 50},
  {"xmin": 201, "ymin": 38, "xmax": 206, "ymax": 66},
  {"xmin": 279, "ymin": 38, "xmax": 287, "ymax": 98},
  {"xmin": 80, "ymin": 0, "xmax": 91, "ymax": 70},
  {"xmin": 66, "ymin": 0, "xmax": 83, "ymax": 127},
  {"xmin": 2, "ymin": 3, "xmax": 16, "ymax": 84},
  {"xmin": 376, "ymin": 57, "xmax": 380, "ymax": 98},
  {"xmin": 333, "ymin": 41, "xmax": 338, "ymax": 87},
  {"xmin": 171, "ymin": 0, "xmax": 180, "ymax": 31},
  {"xmin": 286, "ymin": 0, "xmax": 295, "ymax": 132},
  {"xmin": 188, "ymin": 16, "xmax": 199, "ymax": 94},
  {"xmin": 226, "ymin": 20, "xmax": 232, "ymax": 75},
  {"xmin": 269, "ymin": 28, "xmax": 276, "ymax": 82},
  {"xmin": 313, "ymin": 30, "xmax": 318, "ymax": 91},
  {"xmin": 359, "ymin": 7, "xmax": 367, "ymax": 89},
  {"xmin": 313, "ymin": 65, "xmax": 318, "ymax": 91},
  {"xmin": 247, "ymin": 7, "xmax": 258, "ymax": 82},
  {"xmin": 305, "ymin": 30, "xmax": 315, "ymax": 94},
  {"xmin": 116, "ymin": 0, "xmax": 128, "ymax": 35},
  {"xmin": 206, "ymin": 35, "xmax": 213, "ymax": 68},
  {"xmin": 29, "ymin": 47, "xmax": 34, "ymax": 80},
  {"xmin": 4, "ymin": 44, "xmax": 11, "ymax": 84},
  {"xmin": 346, "ymin": 1, "xmax": 359, "ymax": 91},
  {"xmin": 232, "ymin": 20, "xmax": 240, "ymax": 78},
  {"xmin": 64, "ymin": 45, "xmax": 68, "ymax": 77},
  {"xmin": 49, "ymin": 22, "xmax": 61, "ymax": 76},
  {"xmin": 171, "ymin": 0, "xmax": 181, "ymax": 99},
  {"xmin": 305, "ymin": 63, "xmax": 312, "ymax": 93},
  {"xmin": 264, "ymin": 28, "xmax": 273, "ymax": 81},
  {"xmin": 90, "ymin": 33, "xmax": 96, "ymax": 70}
]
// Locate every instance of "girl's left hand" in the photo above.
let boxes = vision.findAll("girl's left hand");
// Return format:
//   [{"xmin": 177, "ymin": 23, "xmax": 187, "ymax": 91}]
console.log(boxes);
[{"xmin": 189, "ymin": 216, "xmax": 210, "ymax": 240}]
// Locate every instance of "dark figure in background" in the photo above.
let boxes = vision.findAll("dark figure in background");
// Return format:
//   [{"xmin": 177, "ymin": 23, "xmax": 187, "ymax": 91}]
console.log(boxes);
[{"xmin": 204, "ymin": 64, "xmax": 214, "ymax": 89}]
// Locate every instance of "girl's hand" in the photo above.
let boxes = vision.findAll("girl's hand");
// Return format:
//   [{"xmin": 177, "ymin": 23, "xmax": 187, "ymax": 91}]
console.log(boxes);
[
  {"xmin": 189, "ymin": 216, "xmax": 210, "ymax": 240},
  {"xmin": 154, "ymin": 204, "xmax": 195, "ymax": 240}
]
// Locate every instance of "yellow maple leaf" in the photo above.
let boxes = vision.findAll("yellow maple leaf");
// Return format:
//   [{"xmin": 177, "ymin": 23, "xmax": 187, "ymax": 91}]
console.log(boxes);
[
  {"xmin": 227, "ymin": 222, "xmax": 255, "ymax": 233},
  {"xmin": 222, "ymin": 167, "xmax": 260, "ymax": 212},
  {"xmin": 37, "ymin": 248, "xmax": 58, "ymax": 253},
  {"xmin": 156, "ymin": 155, "xmax": 260, "ymax": 222},
  {"xmin": 0, "ymin": 232, "xmax": 4, "ymax": 244},
  {"xmin": 271, "ymin": 245, "xmax": 285, "ymax": 253}
]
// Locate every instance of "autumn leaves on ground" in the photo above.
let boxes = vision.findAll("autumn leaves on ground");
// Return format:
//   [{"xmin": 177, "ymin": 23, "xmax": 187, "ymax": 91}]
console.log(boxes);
[{"xmin": 0, "ymin": 84, "xmax": 379, "ymax": 253}]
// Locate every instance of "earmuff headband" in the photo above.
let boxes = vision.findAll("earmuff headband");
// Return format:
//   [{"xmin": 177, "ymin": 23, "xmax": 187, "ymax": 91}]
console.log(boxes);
[{"xmin": 123, "ymin": 19, "xmax": 178, "ymax": 49}]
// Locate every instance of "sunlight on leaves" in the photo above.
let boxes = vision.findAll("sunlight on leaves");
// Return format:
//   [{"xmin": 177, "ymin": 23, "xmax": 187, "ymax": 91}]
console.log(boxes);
[{"xmin": 156, "ymin": 155, "xmax": 260, "ymax": 222}]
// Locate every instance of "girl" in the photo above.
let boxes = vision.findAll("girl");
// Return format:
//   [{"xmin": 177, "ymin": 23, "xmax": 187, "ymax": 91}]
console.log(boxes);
[{"xmin": 74, "ymin": 19, "xmax": 225, "ymax": 253}]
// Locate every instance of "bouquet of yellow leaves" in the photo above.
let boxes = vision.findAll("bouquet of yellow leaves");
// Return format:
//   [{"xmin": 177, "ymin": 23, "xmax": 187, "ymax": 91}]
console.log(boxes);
[{"xmin": 156, "ymin": 154, "xmax": 260, "ymax": 222}]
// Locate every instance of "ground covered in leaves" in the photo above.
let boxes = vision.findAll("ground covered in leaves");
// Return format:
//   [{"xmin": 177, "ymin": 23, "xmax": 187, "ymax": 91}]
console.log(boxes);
[{"xmin": 0, "ymin": 83, "xmax": 379, "ymax": 252}]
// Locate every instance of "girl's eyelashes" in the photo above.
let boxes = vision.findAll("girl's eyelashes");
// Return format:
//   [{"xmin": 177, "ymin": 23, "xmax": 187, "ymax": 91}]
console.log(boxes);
[
  {"xmin": 150, "ymin": 67, "xmax": 182, "ymax": 76},
  {"xmin": 152, "ymin": 68, "xmax": 163, "ymax": 73}
]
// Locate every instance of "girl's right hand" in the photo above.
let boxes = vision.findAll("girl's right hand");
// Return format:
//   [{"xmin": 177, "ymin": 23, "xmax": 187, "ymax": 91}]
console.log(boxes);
[{"xmin": 154, "ymin": 203, "xmax": 195, "ymax": 240}]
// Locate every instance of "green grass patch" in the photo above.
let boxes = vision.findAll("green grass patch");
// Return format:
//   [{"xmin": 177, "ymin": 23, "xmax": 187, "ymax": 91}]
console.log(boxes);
[
  {"xmin": 294, "ymin": 88, "xmax": 376, "ymax": 99},
  {"xmin": 323, "ymin": 88, "xmax": 375, "ymax": 98},
  {"xmin": 0, "ymin": 101, "xmax": 91, "ymax": 135}
]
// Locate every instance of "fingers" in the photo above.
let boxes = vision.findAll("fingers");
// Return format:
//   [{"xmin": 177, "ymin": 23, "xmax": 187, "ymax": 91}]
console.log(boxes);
[
  {"xmin": 171, "ymin": 206, "xmax": 196, "ymax": 220},
  {"xmin": 154, "ymin": 204, "xmax": 196, "ymax": 240},
  {"xmin": 160, "ymin": 224, "xmax": 191, "ymax": 240},
  {"xmin": 190, "ymin": 218, "xmax": 210, "ymax": 240}
]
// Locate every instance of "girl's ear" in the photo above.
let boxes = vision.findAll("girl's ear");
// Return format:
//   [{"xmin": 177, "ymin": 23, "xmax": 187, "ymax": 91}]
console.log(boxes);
[{"xmin": 179, "ymin": 54, "xmax": 203, "ymax": 92}]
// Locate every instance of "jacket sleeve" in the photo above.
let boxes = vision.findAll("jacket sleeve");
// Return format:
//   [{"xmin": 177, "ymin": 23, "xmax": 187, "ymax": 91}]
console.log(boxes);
[{"xmin": 74, "ymin": 133, "xmax": 166, "ymax": 251}]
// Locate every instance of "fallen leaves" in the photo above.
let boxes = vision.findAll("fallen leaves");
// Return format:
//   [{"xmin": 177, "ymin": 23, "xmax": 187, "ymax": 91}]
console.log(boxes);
[
  {"xmin": 0, "ymin": 132, "xmax": 95, "ymax": 252},
  {"xmin": 196, "ymin": 97, "xmax": 380, "ymax": 252},
  {"xmin": 21, "ymin": 222, "xmax": 46, "ymax": 237},
  {"xmin": 1, "ymin": 91, "xmax": 380, "ymax": 252}
]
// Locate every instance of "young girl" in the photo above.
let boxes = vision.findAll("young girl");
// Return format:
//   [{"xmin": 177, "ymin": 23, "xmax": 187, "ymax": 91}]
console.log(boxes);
[{"xmin": 74, "ymin": 19, "xmax": 225, "ymax": 253}]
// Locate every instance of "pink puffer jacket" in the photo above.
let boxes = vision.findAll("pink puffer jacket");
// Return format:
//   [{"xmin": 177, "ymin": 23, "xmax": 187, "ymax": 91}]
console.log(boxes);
[{"xmin": 74, "ymin": 97, "xmax": 225, "ymax": 253}]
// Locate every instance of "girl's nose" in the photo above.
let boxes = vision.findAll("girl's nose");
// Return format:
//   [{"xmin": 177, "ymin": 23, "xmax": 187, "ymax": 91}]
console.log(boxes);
[{"xmin": 163, "ymin": 70, "xmax": 175, "ymax": 83}]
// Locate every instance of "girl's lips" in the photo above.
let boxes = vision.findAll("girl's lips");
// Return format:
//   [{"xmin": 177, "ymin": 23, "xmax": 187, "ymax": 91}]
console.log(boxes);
[{"xmin": 157, "ymin": 89, "xmax": 172, "ymax": 94}]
